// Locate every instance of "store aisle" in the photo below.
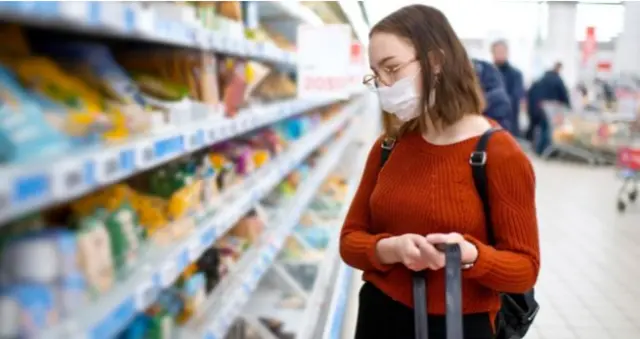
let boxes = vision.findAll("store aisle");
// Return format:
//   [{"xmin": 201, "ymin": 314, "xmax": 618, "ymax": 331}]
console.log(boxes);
[{"xmin": 340, "ymin": 159, "xmax": 640, "ymax": 339}]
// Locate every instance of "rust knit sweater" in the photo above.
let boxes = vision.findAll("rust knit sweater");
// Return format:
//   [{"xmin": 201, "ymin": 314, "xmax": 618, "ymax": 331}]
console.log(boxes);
[{"xmin": 339, "ymin": 130, "xmax": 540, "ymax": 316}]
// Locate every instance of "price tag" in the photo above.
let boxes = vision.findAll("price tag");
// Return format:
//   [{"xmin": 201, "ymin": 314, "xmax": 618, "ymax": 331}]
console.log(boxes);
[
  {"xmin": 51, "ymin": 158, "xmax": 86, "ymax": 199},
  {"xmin": 159, "ymin": 260, "xmax": 178, "ymax": 287},
  {"xmin": 250, "ymin": 187, "xmax": 261, "ymax": 205},
  {"xmin": 187, "ymin": 129, "xmax": 205, "ymax": 151},
  {"xmin": 245, "ymin": 116, "xmax": 254, "ymax": 131},
  {"xmin": 234, "ymin": 39, "xmax": 244, "ymax": 56},
  {"xmin": 134, "ymin": 8, "xmax": 154, "ymax": 35},
  {"xmin": 216, "ymin": 209, "xmax": 233, "ymax": 232},
  {"xmin": 229, "ymin": 121, "xmax": 239, "ymax": 135},
  {"xmin": 221, "ymin": 35, "xmax": 232, "ymax": 53},
  {"xmin": 187, "ymin": 237, "xmax": 203, "ymax": 261},
  {"xmin": 241, "ymin": 40, "xmax": 251, "ymax": 56},
  {"xmin": 207, "ymin": 127, "xmax": 218, "ymax": 144},
  {"xmin": 134, "ymin": 278, "xmax": 157, "ymax": 310},
  {"xmin": 99, "ymin": 2, "xmax": 125, "ymax": 30},
  {"xmin": 210, "ymin": 33, "xmax": 222, "ymax": 51},
  {"xmin": 60, "ymin": 1, "xmax": 89, "ymax": 21},
  {"xmin": 241, "ymin": 193, "xmax": 253, "ymax": 213},
  {"xmin": 135, "ymin": 141, "xmax": 155, "ymax": 169},
  {"xmin": 94, "ymin": 150, "xmax": 121, "ymax": 184},
  {"xmin": 201, "ymin": 227, "xmax": 216, "ymax": 246},
  {"xmin": 214, "ymin": 123, "xmax": 226, "ymax": 140}
]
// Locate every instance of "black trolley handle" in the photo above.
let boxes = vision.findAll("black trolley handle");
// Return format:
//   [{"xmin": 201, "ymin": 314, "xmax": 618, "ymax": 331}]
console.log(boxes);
[
  {"xmin": 444, "ymin": 244, "xmax": 463, "ymax": 339},
  {"xmin": 412, "ymin": 244, "xmax": 464, "ymax": 339},
  {"xmin": 413, "ymin": 270, "xmax": 429, "ymax": 339}
]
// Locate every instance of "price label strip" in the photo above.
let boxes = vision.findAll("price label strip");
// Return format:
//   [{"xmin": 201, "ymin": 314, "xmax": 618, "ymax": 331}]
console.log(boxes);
[
  {"xmin": 94, "ymin": 150, "xmax": 122, "ymax": 184},
  {"xmin": 159, "ymin": 260, "xmax": 178, "ymax": 287},
  {"xmin": 12, "ymin": 172, "xmax": 50, "ymax": 207},
  {"xmin": 134, "ymin": 8, "xmax": 154, "ymax": 34},
  {"xmin": 134, "ymin": 275, "xmax": 158, "ymax": 311},
  {"xmin": 60, "ymin": 1, "xmax": 89, "ymax": 22},
  {"xmin": 187, "ymin": 129, "xmax": 205, "ymax": 151},
  {"xmin": 51, "ymin": 158, "xmax": 90, "ymax": 199},
  {"xmin": 187, "ymin": 236, "xmax": 203, "ymax": 262},
  {"xmin": 201, "ymin": 227, "xmax": 217, "ymax": 247},
  {"xmin": 99, "ymin": 2, "xmax": 125, "ymax": 31},
  {"xmin": 207, "ymin": 126, "xmax": 218, "ymax": 144}
]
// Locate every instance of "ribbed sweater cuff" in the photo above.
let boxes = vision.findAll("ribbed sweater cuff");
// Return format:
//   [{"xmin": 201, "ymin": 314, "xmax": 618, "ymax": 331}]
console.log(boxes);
[
  {"xmin": 462, "ymin": 235, "xmax": 495, "ymax": 279},
  {"xmin": 367, "ymin": 233, "xmax": 395, "ymax": 272}
]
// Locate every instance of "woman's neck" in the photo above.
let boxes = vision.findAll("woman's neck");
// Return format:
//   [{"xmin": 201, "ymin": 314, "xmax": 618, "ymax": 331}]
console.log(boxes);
[{"xmin": 421, "ymin": 115, "xmax": 491, "ymax": 145}]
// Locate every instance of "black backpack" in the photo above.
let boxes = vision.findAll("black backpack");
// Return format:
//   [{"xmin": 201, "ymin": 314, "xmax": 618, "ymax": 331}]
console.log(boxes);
[{"xmin": 379, "ymin": 128, "xmax": 539, "ymax": 339}]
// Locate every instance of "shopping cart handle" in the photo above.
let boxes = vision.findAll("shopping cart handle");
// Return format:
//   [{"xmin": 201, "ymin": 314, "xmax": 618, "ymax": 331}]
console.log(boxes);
[{"xmin": 434, "ymin": 243, "xmax": 459, "ymax": 253}]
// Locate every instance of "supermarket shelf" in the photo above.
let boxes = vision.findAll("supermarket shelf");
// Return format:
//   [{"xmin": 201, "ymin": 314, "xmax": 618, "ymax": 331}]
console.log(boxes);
[
  {"xmin": 0, "ymin": 94, "xmax": 360, "ymax": 226},
  {"xmin": 301, "ymin": 140, "xmax": 368, "ymax": 339},
  {"xmin": 322, "ymin": 263, "xmax": 354, "ymax": 339},
  {"xmin": 40, "ymin": 102, "xmax": 359, "ymax": 339},
  {"xmin": 317, "ymin": 108, "xmax": 375, "ymax": 339},
  {"xmin": 241, "ymin": 138, "xmax": 367, "ymax": 339},
  {"xmin": 0, "ymin": 1, "xmax": 296, "ymax": 66},
  {"xmin": 181, "ymin": 121, "xmax": 358, "ymax": 339},
  {"xmin": 258, "ymin": 2, "xmax": 324, "ymax": 26}
]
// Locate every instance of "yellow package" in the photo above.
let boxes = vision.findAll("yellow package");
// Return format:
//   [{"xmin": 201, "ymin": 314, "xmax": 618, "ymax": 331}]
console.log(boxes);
[{"xmin": 14, "ymin": 57, "xmax": 130, "ymax": 141}]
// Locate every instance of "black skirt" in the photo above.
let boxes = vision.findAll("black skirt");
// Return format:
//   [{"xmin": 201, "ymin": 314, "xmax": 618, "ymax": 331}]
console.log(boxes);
[{"xmin": 354, "ymin": 282, "xmax": 495, "ymax": 339}]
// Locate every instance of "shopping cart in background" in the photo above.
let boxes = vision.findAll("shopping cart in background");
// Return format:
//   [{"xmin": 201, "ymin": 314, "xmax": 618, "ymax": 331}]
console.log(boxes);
[
  {"xmin": 570, "ymin": 113, "xmax": 636, "ymax": 165},
  {"xmin": 615, "ymin": 118, "xmax": 640, "ymax": 212},
  {"xmin": 540, "ymin": 102, "xmax": 610, "ymax": 165}
]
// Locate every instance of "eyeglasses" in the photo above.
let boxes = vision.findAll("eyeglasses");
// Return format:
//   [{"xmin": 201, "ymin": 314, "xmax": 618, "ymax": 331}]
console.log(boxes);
[{"xmin": 363, "ymin": 59, "xmax": 418, "ymax": 90}]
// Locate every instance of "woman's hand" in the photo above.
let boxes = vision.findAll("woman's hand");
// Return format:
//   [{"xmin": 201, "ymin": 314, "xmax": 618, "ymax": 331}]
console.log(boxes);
[
  {"xmin": 425, "ymin": 233, "xmax": 478, "ymax": 267},
  {"xmin": 376, "ymin": 234, "xmax": 444, "ymax": 271}
]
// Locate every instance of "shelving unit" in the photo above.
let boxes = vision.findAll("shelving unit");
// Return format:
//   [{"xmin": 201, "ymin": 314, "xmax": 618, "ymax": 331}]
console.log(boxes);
[
  {"xmin": 0, "ymin": 2, "xmax": 372, "ymax": 339},
  {"xmin": 0, "ymin": 95, "xmax": 358, "ymax": 225},
  {"xmin": 43, "ymin": 102, "xmax": 360, "ymax": 339}
]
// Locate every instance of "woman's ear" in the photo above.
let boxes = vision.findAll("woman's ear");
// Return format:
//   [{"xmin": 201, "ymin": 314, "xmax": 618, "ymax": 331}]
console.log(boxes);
[{"xmin": 428, "ymin": 49, "xmax": 445, "ymax": 74}]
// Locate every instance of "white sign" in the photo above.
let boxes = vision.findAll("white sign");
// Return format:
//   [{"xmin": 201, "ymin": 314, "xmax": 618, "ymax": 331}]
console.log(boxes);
[{"xmin": 297, "ymin": 24, "xmax": 352, "ymax": 98}]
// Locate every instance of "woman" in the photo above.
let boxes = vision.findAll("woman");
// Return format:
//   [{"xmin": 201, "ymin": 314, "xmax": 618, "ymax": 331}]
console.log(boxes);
[{"xmin": 339, "ymin": 4, "xmax": 540, "ymax": 339}]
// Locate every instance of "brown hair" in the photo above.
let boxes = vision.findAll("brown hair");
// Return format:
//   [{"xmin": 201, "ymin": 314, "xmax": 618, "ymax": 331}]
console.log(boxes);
[{"xmin": 371, "ymin": 4, "xmax": 485, "ymax": 137}]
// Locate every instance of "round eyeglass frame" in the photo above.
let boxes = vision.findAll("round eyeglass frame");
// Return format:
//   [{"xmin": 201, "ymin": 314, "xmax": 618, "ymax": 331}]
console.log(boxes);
[{"xmin": 362, "ymin": 59, "xmax": 418, "ymax": 89}]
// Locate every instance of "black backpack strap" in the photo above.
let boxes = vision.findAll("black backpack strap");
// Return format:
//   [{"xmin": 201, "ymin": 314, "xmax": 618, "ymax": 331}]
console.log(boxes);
[
  {"xmin": 470, "ymin": 127, "xmax": 501, "ymax": 245},
  {"xmin": 380, "ymin": 136, "xmax": 396, "ymax": 168}
]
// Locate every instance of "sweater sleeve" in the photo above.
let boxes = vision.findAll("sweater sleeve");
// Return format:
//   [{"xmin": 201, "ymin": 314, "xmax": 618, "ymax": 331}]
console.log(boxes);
[
  {"xmin": 339, "ymin": 138, "xmax": 395, "ymax": 272},
  {"xmin": 463, "ymin": 135, "xmax": 540, "ymax": 293}
]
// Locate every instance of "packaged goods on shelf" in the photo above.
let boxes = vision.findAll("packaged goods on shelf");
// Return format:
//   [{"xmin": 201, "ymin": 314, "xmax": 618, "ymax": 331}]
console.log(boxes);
[
  {"xmin": 0, "ymin": 1, "xmax": 370, "ymax": 338},
  {"xmin": 0, "ymin": 99, "xmax": 356, "ymax": 338}
]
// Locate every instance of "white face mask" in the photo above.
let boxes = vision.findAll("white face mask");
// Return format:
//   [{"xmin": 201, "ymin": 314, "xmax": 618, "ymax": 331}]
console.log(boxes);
[{"xmin": 377, "ymin": 74, "xmax": 420, "ymax": 122}]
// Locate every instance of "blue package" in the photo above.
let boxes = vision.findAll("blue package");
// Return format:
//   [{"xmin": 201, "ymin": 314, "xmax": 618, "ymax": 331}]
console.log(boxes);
[
  {"xmin": 118, "ymin": 314, "xmax": 151, "ymax": 339},
  {"xmin": 0, "ymin": 284, "xmax": 57, "ymax": 338},
  {"xmin": 55, "ymin": 272, "xmax": 87, "ymax": 318},
  {"xmin": 0, "ymin": 65, "xmax": 71, "ymax": 164}
]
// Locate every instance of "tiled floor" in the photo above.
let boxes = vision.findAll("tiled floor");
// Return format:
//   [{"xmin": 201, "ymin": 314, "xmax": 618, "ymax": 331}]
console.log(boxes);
[
  {"xmin": 340, "ymin": 158, "xmax": 640, "ymax": 339},
  {"xmin": 526, "ymin": 159, "xmax": 639, "ymax": 339}
]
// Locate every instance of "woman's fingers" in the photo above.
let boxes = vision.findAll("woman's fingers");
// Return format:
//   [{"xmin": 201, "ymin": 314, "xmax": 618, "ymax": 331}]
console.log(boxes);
[
  {"xmin": 406, "ymin": 244, "xmax": 422, "ymax": 261},
  {"xmin": 416, "ymin": 238, "xmax": 445, "ymax": 269},
  {"xmin": 425, "ymin": 232, "xmax": 463, "ymax": 245}
]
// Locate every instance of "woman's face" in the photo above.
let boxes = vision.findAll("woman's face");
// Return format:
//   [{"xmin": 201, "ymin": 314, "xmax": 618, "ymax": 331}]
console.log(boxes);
[{"xmin": 367, "ymin": 32, "xmax": 420, "ymax": 88}]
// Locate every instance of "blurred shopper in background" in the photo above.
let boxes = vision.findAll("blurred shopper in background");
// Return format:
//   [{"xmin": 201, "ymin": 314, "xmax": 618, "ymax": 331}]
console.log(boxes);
[
  {"xmin": 492, "ymin": 40, "xmax": 525, "ymax": 137},
  {"xmin": 344, "ymin": 4, "xmax": 539, "ymax": 339},
  {"xmin": 472, "ymin": 58, "xmax": 513, "ymax": 132},
  {"xmin": 526, "ymin": 62, "xmax": 571, "ymax": 155}
]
